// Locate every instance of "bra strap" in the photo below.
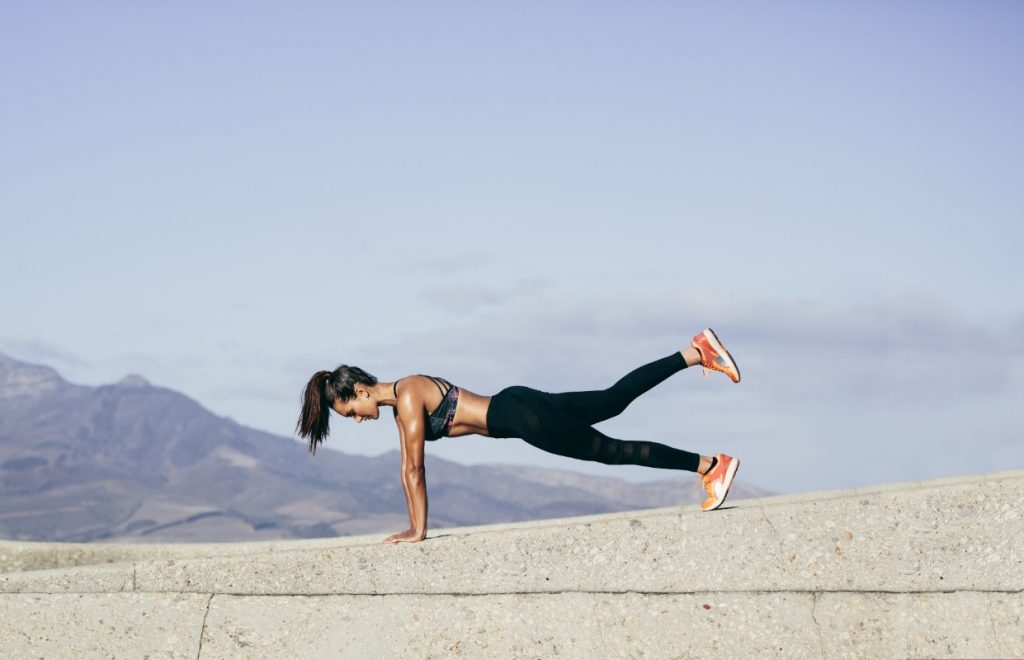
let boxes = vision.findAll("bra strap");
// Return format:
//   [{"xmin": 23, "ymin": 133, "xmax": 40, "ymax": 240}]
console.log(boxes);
[{"xmin": 419, "ymin": 374, "xmax": 449, "ymax": 396}]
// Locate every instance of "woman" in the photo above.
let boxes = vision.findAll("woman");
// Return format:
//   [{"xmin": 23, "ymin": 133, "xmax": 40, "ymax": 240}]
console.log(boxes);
[{"xmin": 296, "ymin": 328, "xmax": 742, "ymax": 544}]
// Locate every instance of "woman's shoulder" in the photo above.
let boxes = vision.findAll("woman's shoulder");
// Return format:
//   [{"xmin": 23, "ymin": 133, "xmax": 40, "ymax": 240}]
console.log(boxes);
[
  {"xmin": 395, "ymin": 374, "xmax": 443, "ymax": 389},
  {"xmin": 399, "ymin": 374, "xmax": 456, "ymax": 387},
  {"xmin": 394, "ymin": 374, "xmax": 450, "ymax": 401}
]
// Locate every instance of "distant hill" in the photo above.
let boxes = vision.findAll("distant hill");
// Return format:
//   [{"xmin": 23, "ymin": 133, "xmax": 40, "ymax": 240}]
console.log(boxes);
[{"xmin": 0, "ymin": 352, "xmax": 776, "ymax": 543}]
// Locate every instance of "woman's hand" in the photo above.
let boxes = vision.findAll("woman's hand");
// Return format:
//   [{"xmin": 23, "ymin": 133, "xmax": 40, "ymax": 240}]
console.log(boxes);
[{"xmin": 383, "ymin": 528, "xmax": 425, "ymax": 544}]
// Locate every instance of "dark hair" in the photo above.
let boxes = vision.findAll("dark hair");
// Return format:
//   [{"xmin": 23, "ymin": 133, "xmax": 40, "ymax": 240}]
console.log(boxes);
[{"xmin": 295, "ymin": 365, "xmax": 378, "ymax": 455}]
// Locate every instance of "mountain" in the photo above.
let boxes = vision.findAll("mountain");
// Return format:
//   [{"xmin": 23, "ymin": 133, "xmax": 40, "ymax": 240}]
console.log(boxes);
[{"xmin": 0, "ymin": 352, "xmax": 775, "ymax": 543}]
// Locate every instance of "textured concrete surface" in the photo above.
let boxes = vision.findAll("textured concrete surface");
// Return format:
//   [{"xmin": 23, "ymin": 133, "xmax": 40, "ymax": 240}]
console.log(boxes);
[
  {"xmin": 0, "ymin": 593, "xmax": 209, "ymax": 659},
  {"xmin": 1, "ymin": 469, "xmax": 1022, "ymax": 658},
  {"xmin": 2, "ymin": 592, "xmax": 1021, "ymax": 658},
  {"xmin": 0, "ymin": 536, "xmax": 370, "ymax": 575}
]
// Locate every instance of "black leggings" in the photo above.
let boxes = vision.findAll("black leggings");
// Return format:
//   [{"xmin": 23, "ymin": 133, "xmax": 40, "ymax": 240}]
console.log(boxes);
[{"xmin": 485, "ymin": 352, "xmax": 701, "ymax": 472}]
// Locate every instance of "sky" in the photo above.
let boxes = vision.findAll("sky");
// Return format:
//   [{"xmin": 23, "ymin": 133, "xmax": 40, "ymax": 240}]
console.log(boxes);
[{"xmin": 2, "ymin": 1, "xmax": 1022, "ymax": 495}]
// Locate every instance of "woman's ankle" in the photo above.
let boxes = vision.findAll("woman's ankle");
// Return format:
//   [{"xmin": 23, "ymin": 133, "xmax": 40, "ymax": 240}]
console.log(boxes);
[
  {"xmin": 698, "ymin": 455, "xmax": 718, "ymax": 476},
  {"xmin": 681, "ymin": 347, "xmax": 702, "ymax": 368}
]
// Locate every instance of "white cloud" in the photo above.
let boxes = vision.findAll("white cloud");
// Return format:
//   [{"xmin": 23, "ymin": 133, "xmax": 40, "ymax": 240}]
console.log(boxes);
[
  {"xmin": 341, "ymin": 286, "xmax": 1023, "ymax": 409},
  {"xmin": 0, "ymin": 337, "xmax": 89, "ymax": 371}
]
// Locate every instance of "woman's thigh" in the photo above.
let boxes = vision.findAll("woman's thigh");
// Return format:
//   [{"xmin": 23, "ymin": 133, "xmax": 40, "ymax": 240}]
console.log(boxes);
[
  {"xmin": 542, "ymin": 389, "xmax": 623, "ymax": 426},
  {"xmin": 504, "ymin": 390, "xmax": 625, "ymax": 463},
  {"xmin": 545, "ymin": 353, "xmax": 687, "ymax": 425}
]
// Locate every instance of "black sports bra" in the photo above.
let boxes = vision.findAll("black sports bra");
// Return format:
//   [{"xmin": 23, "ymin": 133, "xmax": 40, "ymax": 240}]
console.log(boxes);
[{"xmin": 393, "ymin": 375, "xmax": 460, "ymax": 441}]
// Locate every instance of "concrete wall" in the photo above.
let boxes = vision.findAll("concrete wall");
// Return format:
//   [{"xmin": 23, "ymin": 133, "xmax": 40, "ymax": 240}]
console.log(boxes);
[{"xmin": 2, "ymin": 470, "xmax": 1022, "ymax": 658}]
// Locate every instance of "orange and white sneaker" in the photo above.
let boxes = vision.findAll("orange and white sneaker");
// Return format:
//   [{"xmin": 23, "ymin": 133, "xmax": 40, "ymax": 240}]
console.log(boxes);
[
  {"xmin": 691, "ymin": 328, "xmax": 741, "ymax": 383},
  {"xmin": 699, "ymin": 453, "xmax": 740, "ymax": 511}
]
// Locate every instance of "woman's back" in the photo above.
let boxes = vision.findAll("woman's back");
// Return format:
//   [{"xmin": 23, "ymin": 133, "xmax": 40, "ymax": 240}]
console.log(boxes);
[{"xmin": 394, "ymin": 375, "xmax": 492, "ymax": 438}]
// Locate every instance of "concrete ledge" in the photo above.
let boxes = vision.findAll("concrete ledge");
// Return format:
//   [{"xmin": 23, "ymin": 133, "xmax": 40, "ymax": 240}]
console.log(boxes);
[
  {"xmin": 4, "ymin": 469, "xmax": 1020, "ymax": 575},
  {"xmin": 2, "ymin": 469, "xmax": 1020, "ymax": 595},
  {"xmin": 2, "ymin": 469, "xmax": 1022, "ymax": 658},
  {"xmin": 2, "ymin": 592, "xmax": 1021, "ymax": 658}
]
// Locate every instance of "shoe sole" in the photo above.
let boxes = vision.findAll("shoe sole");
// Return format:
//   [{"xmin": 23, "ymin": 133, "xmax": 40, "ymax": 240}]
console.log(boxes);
[
  {"xmin": 703, "ymin": 328, "xmax": 741, "ymax": 383},
  {"xmin": 702, "ymin": 457, "xmax": 740, "ymax": 511}
]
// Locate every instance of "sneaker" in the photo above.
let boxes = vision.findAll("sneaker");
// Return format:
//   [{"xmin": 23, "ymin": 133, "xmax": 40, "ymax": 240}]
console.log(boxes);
[
  {"xmin": 699, "ymin": 453, "xmax": 740, "ymax": 511},
  {"xmin": 691, "ymin": 328, "xmax": 741, "ymax": 383}
]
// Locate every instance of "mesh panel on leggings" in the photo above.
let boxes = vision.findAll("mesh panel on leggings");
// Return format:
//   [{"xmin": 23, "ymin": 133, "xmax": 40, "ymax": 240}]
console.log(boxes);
[{"xmin": 594, "ymin": 438, "xmax": 653, "ymax": 465}]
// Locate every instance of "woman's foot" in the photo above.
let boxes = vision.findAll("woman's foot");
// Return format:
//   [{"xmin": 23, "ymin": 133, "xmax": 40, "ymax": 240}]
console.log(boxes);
[
  {"xmin": 699, "ymin": 453, "xmax": 739, "ymax": 511},
  {"xmin": 691, "ymin": 328, "xmax": 741, "ymax": 383}
]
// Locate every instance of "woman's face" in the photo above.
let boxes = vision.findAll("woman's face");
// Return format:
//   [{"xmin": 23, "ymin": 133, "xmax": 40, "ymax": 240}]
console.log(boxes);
[{"xmin": 332, "ymin": 390, "xmax": 379, "ymax": 423}]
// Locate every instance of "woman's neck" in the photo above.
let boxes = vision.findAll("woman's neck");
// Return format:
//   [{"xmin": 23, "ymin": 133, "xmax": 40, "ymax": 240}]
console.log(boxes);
[{"xmin": 369, "ymin": 381, "xmax": 398, "ymax": 407}]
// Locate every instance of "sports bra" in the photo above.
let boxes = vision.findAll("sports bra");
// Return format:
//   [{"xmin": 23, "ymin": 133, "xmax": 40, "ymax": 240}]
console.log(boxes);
[{"xmin": 393, "ymin": 375, "xmax": 460, "ymax": 441}]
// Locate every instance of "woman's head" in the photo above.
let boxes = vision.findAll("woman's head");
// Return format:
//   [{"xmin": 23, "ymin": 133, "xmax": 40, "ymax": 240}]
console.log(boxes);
[{"xmin": 295, "ymin": 365, "xmax": 378, "ymax": 455}]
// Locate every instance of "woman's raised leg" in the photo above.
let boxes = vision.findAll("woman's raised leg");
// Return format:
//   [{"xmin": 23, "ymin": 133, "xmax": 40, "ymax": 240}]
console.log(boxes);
[
  {"xmin": 543, "ymin": 352, "xmax": 692, "ymax": 426},
  {"xmin": 541, "ymin": 326, "xmax": 741, "ymax": 425}
]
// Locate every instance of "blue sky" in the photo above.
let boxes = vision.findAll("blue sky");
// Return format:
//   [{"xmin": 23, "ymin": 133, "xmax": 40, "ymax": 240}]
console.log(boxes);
[{"xmin": 2, "ymin": 1, "xmax": 1021, "ymax": 495}]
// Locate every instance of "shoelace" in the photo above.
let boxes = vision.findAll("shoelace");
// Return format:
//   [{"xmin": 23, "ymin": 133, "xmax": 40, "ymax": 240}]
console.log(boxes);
[
  {"xmin": 692, "ymin": 469, "xmax": 715, "ymax": 498},
  {"xmin": 697, "ymin": 347, "xmax": 714, "ymax": 378}
]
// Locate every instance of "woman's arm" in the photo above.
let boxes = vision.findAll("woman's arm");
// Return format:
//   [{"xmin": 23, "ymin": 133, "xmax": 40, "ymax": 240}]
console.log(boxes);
[
  {"xmin": 384, "ymin": 392, "xmax": 428, "ymax": 543},
  {"xmin": 394, "ymin": 410, "xmax": 416, "ymax": 530}
]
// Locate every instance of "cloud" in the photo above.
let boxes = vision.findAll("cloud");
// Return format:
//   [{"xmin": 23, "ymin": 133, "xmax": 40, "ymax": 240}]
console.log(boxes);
[
  {"xmin": 339, "ymin": 285, "xmax": 1023, "ymax": 412},
  {"xmin": 394, "ymin": 256, "xmax": 492, "ymax": 278},
  {"xmin": 415, "ymin": 277, "xmax": 551, "ymax": 313},
  {"xmin": 204, "ymin": 383, "xmax": 298, "ymax": 405},
  {"xmin": 0, "ymin": 337, "xmax": 89, "ymax": 370}
]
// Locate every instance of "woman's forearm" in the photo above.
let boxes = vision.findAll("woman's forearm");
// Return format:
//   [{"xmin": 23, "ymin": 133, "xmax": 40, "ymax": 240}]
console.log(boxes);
[
  {"xmin": 400, "ymin": 466, "xmax": 415, "ymax": 528},
  {"xmin": 405, "ymin": 466, "xmax": 428, "ymax": 536}
]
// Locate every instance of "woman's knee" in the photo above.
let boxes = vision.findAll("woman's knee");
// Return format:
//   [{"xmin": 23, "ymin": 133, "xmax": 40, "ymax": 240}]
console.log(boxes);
[{"xmin": 605, "ymin": 384, "xmax": 634, "ymax": 415}]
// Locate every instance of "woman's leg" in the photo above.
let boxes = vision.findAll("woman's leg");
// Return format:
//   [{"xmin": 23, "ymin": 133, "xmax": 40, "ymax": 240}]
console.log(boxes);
[
  {"xmin": 501, "ymin": 387, "xmax": 702, "ymax": 472},
  {"xmin": 544, "ymin": 352, "xmax": 691, "ymax": 426}
]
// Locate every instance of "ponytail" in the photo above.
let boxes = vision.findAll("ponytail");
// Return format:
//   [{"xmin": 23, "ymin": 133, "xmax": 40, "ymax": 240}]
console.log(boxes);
[
  {"xmin": 295, "ymin": 365, "xmax": 379, "ymax": 455},
  {"xmin": 296, "ymin": 370, "xmax": 333, "ymax": 455}
]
